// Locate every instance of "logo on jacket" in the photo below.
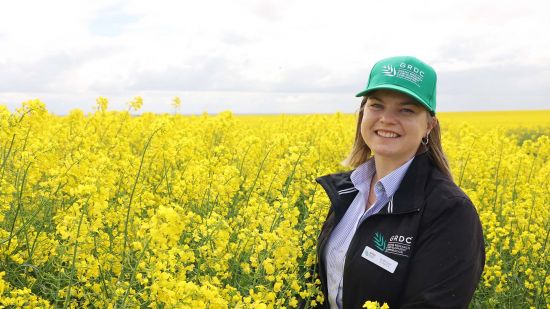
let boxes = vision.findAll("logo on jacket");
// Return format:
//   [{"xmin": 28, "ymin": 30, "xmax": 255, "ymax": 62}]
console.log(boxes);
[
  {"xmin": 386, "ymin": 234, "xmax": 414, "ymax": 257},
  {"xmin": 373, "ymin": 232, "xmax": 387, "ymax": 252},
  {"xmin": 373, "ymin": 233, "xmax": 414, "ymax": 257}
]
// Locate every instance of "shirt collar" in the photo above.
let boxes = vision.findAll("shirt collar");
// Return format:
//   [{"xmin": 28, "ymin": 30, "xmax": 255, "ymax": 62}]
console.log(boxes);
[
  {"xmin": 378, "ymin": 157, "xmax": 415, "ymax": 197},
  {"xmin": 350, "ymin": 156, "xmax": 415, "ymax": 197},
  {"xmin": 350, "ymin": 158, "xmax": 375, "ymax": 192}
]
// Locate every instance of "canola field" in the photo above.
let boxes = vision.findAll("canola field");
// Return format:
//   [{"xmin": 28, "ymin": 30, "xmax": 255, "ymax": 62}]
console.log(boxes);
[{"xmin": 0, "ymin": 100, "xmax": 549, "ymax": 308}]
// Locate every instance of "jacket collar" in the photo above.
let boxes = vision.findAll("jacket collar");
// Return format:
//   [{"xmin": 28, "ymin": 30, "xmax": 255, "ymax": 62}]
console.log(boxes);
[
  {"xmin": 316, "ymin": 152, "xmax": 431, "ymax": 215},
  {"xmin": 386, "ymin": 151, "xmax": 430, "ymax": 214},
  {"xmin": 315, "ymin": 169, "xmax": 358, "ymax": 219}
]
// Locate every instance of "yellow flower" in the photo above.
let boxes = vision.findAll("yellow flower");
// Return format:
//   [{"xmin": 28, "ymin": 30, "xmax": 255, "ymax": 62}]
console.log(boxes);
[
  {"xmin": 363, "ymin": 300, "xmax": 379, "ymax": 309},
  {"xmin": 362, "ymin": 300, "xmax": 390, "ymax": 309},
  {"xmin": 172, "ymin": 96, "xmax": 182, "ymax": 109},
  {"xmin": 96, "ymin": 96, "xmax": 109, "ymax": 112},
  {"xmin": 0, "ymin": 102, "xmax": 548, "ymax": 307},
  {"xmin": 128, "ymin": 96, "xmax": 143, "ymax": 111}
]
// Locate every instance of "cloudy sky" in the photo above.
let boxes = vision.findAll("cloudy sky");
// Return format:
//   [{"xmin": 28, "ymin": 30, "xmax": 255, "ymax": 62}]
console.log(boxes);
[{"xmin": 1, "ymin": 0, "xmax": 549, "ymax": 114}]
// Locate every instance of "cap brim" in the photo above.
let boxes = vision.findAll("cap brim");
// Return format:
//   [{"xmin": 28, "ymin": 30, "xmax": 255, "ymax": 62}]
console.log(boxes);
[{"xmin": 355, "ymin": 84, "xmax": 434, "ymax": 113}]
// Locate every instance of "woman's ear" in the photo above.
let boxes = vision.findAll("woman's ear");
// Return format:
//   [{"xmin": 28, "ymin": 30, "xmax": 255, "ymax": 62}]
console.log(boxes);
[{"xmin": 427, "ymin": 116, "xmax": 437, "ymax": 134}]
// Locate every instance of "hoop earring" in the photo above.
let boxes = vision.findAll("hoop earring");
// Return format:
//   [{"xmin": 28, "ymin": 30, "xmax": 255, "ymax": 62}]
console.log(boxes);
[{"xmin": 421, "ymin": 133, "xmax": 429, "ymax": 146}]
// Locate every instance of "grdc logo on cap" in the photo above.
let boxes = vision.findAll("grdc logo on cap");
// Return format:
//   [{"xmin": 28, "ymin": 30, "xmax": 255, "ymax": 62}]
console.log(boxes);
[
  {"xmin": 382, "ymin": 65, "xmax": 396, "ymax": 77},
  {"xmin": 399, "ymin": 62, "xmax": 425, "ymax": 77},
  {"xmin": 386, "ymin": 62, "xmax": 425, "ymax": 86},
  {"xmin": 381, "ymin": 62, "xmax": 425, "ymax": 86},
  {"xmin": 355, "ymin": 55, "xmax": 437, "ymax": 114}
]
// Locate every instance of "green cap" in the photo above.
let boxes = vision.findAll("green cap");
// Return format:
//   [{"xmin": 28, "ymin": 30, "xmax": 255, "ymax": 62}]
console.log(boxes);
[{"xmin": 355, "ymin": 56, "xmax": 437, "ymax": 114}]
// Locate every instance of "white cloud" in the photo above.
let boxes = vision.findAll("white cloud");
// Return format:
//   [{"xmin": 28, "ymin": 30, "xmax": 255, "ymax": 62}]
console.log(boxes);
[
  {"xmin": 89, "ymin": 4, "xmax": 140, "ymax": 37},
  {"xmin": 1, "ymin": 0, "xmax": 549, "ymax": 114}
]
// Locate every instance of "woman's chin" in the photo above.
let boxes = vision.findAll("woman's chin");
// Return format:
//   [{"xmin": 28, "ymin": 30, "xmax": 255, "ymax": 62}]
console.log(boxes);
[
  {"xmin": 371, "ymin": 148, "xmax": 415, "ymax": 162},
  {"xmin": 370, "ymin": 147, "xmax": 398, "ymax": 158}
]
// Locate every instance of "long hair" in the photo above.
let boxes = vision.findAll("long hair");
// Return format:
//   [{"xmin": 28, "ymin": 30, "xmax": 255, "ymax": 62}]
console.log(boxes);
[{"xmin": 341, "ymin": 96, "xmax": 454, "ymax": 181}]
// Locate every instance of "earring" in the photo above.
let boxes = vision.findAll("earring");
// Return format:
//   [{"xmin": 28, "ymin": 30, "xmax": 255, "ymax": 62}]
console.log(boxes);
[{"xmin": 421, "ymin": 133, "xmax": 429, "ymax": 146}]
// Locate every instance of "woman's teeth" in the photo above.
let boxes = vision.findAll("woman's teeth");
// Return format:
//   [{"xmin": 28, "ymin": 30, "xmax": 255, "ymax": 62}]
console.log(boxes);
[{"xmin": 376, "ymin": 130, "xmax": 399, "ymax": 138}]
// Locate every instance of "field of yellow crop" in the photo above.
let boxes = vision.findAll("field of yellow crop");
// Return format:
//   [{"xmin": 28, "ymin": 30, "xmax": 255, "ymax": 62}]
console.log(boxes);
[{"xmin": 1, "ymin": 99, "xmax": 549, "ymax": 308}]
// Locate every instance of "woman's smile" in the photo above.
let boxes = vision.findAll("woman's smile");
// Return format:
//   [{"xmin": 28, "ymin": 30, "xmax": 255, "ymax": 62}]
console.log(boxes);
[{"xmin": 374, "ymin": 129, "xmax": 401, "ymax": 138}]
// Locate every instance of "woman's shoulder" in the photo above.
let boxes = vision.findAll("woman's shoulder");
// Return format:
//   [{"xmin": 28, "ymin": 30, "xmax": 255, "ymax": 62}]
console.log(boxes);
[
  {"xmin": 315, "ymin": 169, "xmax": 354, "ymax": 188},
  {"xmin": 424, "ymin": 166, "xmax": 477, "ymax": 216},
  {"xmin": 420, "ymin": 173, "xmax": 482, "ymax": 235}
]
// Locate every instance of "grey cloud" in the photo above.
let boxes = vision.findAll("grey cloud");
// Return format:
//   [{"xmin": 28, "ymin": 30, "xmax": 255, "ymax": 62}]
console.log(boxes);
[
  {"xmin": 0, "ymin": 47, "xmax": 125, "ymax": 93},
  {"xmin": 436, "ymin": 39, "xmax": 523, "ymax": 65},
  {"xmin": 0, "ymin": 53, "xmax": 81, "ymax": 92},
  {"xmin": 436, "ymin": 64, "xmax": 550, "ymax": 111},
  {"xmin": 127, "ymin": 60, "xmax": 366, "ymax": 95},
  {"xmin": 271, "ymin": 65, "xmax": 357, "ymax": 93},
  {"xmin": 126, "ymin": 56, "xmax": 263, "ymax": 92}
]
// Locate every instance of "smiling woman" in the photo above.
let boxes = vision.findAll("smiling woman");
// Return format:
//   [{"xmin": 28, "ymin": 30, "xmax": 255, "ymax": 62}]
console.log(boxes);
[{"xmin": 315, "ymin": 56, "xmax": 485, "ymax": 309}]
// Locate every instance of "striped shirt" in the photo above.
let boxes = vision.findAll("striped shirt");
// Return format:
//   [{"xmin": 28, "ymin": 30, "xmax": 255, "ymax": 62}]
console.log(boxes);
[{"xmin": 324, "ymin": 156, "xmax": 415, "ymax": 309}]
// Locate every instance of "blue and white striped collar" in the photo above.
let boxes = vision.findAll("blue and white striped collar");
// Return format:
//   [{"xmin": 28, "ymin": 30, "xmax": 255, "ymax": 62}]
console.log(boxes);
[
  {"xmin": 351, "ymin": 156, "xmax": 415, "ymax": 197},
  {"xmin": 350, "ymin": 159, "xmax": 376, "ymax": 193}
]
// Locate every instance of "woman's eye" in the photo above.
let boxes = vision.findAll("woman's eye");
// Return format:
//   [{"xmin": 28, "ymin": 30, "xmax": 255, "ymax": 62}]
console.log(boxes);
[
  {"xmin": 369, "ymin": 103, "xmax": 383, "ymax": 109},
  {"xmin": 401, "ymin": 108, "xmax": 414, "ymax": 114}
]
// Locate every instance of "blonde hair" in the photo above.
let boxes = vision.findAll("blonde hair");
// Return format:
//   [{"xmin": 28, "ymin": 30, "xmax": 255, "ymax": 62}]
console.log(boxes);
[{"xmin": 341, "ymin": 96, "xmax": 453, "ymax": 181}]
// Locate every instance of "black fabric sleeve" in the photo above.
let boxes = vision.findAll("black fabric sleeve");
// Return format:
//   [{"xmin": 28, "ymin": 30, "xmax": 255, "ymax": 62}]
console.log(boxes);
[{"xmin": 399, "ymin": 197, "xmax": 485, "ymax": 309}]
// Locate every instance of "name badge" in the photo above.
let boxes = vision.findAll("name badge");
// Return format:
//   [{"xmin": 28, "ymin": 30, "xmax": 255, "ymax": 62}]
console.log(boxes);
[{"xmin": 362, "ymin": 246, "xmax": 398, "ymax": 273}]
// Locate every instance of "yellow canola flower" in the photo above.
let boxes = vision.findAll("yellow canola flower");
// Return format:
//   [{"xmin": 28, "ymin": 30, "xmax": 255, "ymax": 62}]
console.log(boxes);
[
  {"xmin": 0, "ymin": 103, "xmax": 548, "ymax": 308},
  {"xmin": 128, "ymin": 95, "xmax": 143, "ymax": 111},
  {"xmin": 96, "ymin": 96, "xmax": 109, "ymax": 112},
  {"xmin": 363, "ymin": 300, "xmax": 390, "ymax": 309},
  {"xmin": 172, "ymin": 96, "xmax": 182, "ymax": 109}
]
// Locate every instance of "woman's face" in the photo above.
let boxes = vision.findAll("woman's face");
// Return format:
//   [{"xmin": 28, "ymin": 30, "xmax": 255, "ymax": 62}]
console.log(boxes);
[{"xmin": 360, "ymin": 89, "xmax": 434, "ymax": 163}]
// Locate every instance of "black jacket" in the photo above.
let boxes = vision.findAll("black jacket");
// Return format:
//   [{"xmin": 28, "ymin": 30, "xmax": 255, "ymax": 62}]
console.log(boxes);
[{"xmin": 314, "ymin": 152, "xmax": 485, "ymax": 309}]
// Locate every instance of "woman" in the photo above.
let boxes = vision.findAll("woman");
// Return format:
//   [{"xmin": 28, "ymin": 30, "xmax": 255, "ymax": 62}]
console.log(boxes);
[{"xmin": 315, "ymin": 56, "xmax": 485, "ymax": 308}]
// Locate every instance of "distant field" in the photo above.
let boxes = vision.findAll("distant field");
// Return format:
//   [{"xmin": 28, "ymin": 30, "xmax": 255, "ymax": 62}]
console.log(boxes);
[
  {"xmin": 1, "ymin": 101, "xmax": 548, "ymax": 308},
  {"xmin": 438, "ymin": 110, "xmax": 550, "ymax": 133},
  {"xmin": 235, "ymin": 109, "xmax": 550, "ymax": 131}
]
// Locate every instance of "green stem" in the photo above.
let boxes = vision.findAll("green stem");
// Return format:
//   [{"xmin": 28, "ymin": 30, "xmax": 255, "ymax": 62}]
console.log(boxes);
[
  {"xmin": 63, "ymin": 199, "xmax": 88, "ymax": 309},
  {"xmin": 0, "ymin": 134, "xmax": 16, "ymax": 182},
  {"xmin": 93, "ymin": 234, "xmax": 112, "ymax": 300},
  {"xmin": 119, "ymin": 128, "xmax": 160, "ymax": 281},
  {"xmin": 458, "ymin": 138, "xmax": 475, "ymax": 187},
  {"xmin": 117, "ymin": 237, "xmax": 151, "ymax": 308},
  {"xmin": 282, "ymin": 149, "xmax": 306, "ymax": 198},
  {"xmin": 4, "ymin": 162, "xmax": 31, "ymax": 264},
  {"xmin": 492, "ymin": 144, "xmax": 504, "ymax": 212}
]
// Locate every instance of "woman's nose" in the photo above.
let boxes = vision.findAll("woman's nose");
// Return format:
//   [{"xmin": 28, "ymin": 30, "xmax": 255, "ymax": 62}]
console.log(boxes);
[{"xmin": 379, "ymin": 110, "xmax": 398, "ymax": 124}]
